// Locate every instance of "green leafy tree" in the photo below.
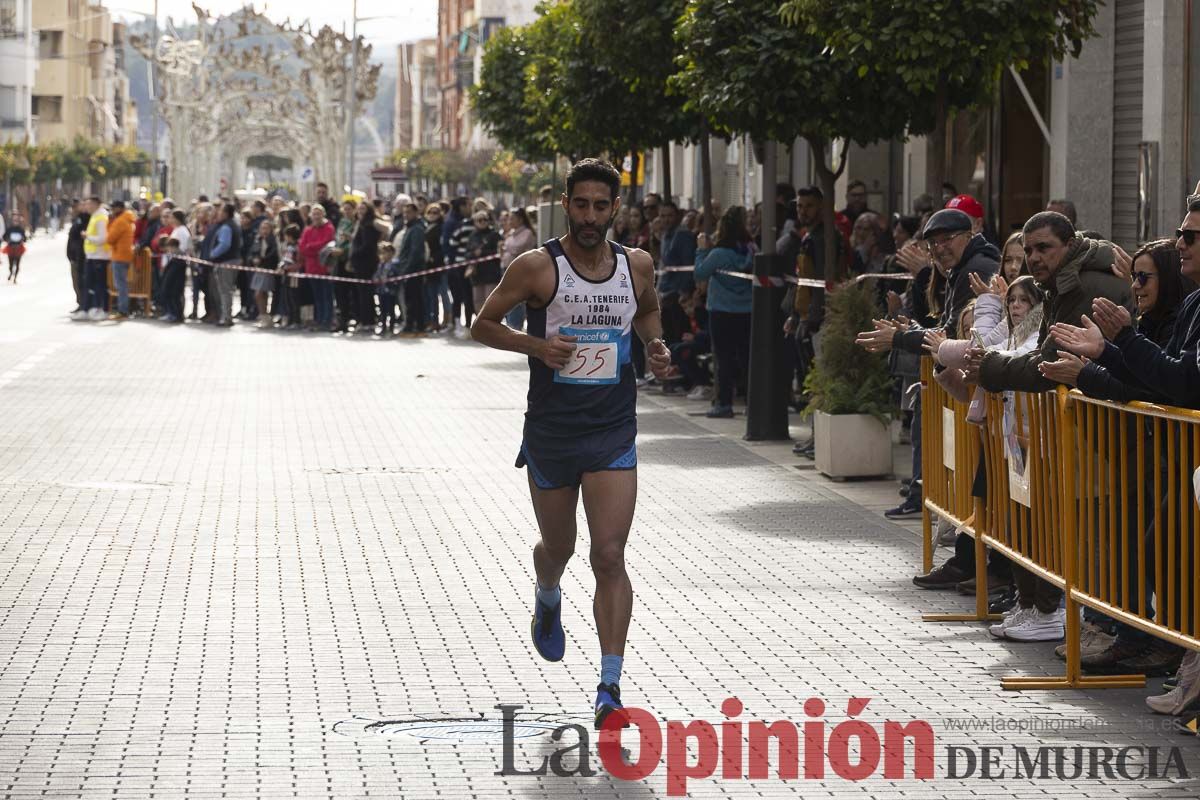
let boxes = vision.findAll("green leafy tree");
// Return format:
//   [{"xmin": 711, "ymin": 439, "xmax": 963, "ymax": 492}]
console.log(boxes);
[
  {"xmin": 571, "ymin": 0, "xmax": 705, "ymax": 201},
  {"xmin": 780, "ymin": 0, "xmax": 1101, "ymax": 193},
  {"xmin": 674, "ymin": 0, "xmax": 915, "ymax": 276},
  {"xmin": 472, "ymin": 25, "xmax": 555, "ymax": 162}
]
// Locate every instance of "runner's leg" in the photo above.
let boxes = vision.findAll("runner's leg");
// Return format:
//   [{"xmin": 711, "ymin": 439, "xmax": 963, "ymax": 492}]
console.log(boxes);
[
  {"xmin": 528, "ymin": 474, "xmax": 579, "ymax": 589},
  {"xmin": 580, "ymin": 468, "xmax": 636, "ymax": 656}
]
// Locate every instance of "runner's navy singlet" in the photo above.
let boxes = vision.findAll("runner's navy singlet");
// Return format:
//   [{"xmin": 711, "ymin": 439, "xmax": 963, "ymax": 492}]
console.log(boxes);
[{"xmin": 523, "ymin": 238, "xmax": 639, "ymax": 437}]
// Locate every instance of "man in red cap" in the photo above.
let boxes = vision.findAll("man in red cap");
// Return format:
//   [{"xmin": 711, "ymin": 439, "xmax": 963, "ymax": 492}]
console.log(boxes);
[{"xmin": 945, "ymin": 194, "xmax": 985, "ymax": 236}]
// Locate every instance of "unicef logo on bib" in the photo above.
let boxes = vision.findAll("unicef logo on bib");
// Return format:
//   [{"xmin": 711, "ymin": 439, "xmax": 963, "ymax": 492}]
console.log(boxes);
[{"xmin": 555, "ymin": 326, "xmax": 621, "ymax": 385}]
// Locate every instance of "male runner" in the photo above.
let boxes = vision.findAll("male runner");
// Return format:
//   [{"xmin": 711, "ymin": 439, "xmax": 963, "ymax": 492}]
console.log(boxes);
[{"xmin": 471, "ymin": 159, "xmax": 670, "ymax": 727}]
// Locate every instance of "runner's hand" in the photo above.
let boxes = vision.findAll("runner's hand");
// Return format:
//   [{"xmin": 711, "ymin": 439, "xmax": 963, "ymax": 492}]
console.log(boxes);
[
  {"xmin": 646, "ymin": 338, "xmax": 671, "ymax": 380},
  {"xmin": 540, "ymin": 334, "xmax": 577, "ymax": 370}
]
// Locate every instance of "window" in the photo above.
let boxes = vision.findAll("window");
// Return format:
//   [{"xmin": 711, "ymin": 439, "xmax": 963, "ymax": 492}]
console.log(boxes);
[
  {"xmin": 38, "ymin": 30, "xmax": 63, "ymax": 59},
  {"xmin": 0, "ymin": 86, "xmax": 17, "ymax": 125},
  {"xmin": 32, "ymin": 95, "xmax": 62, "ymax": 123},
  {"xmin": 0, "ymin": 0, "xmax": 16, "ymax": 38}
]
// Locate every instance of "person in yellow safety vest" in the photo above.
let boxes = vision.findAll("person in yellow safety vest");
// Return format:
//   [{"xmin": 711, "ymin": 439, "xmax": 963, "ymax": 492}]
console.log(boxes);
[{"xmin": 74, "ymin": 196, "xmax": 110, "ymax": 321}]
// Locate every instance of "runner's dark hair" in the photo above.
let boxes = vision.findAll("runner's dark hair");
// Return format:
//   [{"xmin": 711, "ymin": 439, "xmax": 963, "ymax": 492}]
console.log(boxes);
[{"xmin": 566, "ymin": 158, "xmax": 621, "ymax": 201}]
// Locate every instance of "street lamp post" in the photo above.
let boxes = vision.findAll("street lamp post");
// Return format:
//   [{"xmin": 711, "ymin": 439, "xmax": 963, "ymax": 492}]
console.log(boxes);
[
  {"xmin": 346, "ymin": 10, "xmax": 406, "ymax": 194},
  {"xmin": 150, "ymin": 0, "xmax": 159, "ymax": 196},
  {"xmin": 346, "ymin": 0, "xmax": 357, "ymax": 192}
]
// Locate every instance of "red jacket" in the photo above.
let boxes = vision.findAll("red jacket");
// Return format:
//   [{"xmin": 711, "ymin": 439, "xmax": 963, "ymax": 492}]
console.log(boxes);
[{"xmin": 298, "ymin": 221, "xmax": 334, "ymax": 275}]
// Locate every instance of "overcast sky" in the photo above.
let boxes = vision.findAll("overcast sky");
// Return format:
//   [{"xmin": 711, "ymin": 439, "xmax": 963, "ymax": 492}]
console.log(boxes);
[{"xmin": 111, "ymin": 0, "xmax": 438, "ymax": 49}]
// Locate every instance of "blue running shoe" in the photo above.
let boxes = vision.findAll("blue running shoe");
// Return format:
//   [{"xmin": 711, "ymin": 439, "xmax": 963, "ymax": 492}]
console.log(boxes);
[
  {"xmin": 594, "ymin": 682, "xmax": 629, "ymax": 730},
  {"xmin": 531, "ymin": 594, "xmax": 565, "ymax": 662}
]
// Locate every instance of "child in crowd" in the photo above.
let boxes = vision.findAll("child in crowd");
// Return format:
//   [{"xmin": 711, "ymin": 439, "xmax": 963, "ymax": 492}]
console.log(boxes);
[
  {"xmin": 279, "ymin": 224, "xmax": 302, "ymax": 329},
  {"xmin": 375, "ymin": 242, "xmax": 398, "ymax": 335}
]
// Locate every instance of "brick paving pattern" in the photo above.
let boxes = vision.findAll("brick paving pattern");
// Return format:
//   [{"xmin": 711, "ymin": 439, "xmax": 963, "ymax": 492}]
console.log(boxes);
[{"xmin": 0, "ymin": 235, "xmax": 1196, "ymax": 798}]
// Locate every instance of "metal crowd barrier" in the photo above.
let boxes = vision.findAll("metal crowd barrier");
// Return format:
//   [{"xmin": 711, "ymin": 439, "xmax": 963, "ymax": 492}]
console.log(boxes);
[
  {"xmin": 919, "ymin": 358, "xmax": 988, "ymax": 622},
  {"xmin": 106, "ymin": 248, "xmax": 155, "ymax": 316},
  {"xmin": 921, "ymin": 356, "xmax": 1200, "ymax": 691}
]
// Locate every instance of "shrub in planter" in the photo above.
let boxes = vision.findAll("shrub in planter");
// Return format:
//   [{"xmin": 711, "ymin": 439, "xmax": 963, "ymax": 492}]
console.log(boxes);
[{"xmin": 803, "ymin": 284, "xmax": 894, "ymax": 477}]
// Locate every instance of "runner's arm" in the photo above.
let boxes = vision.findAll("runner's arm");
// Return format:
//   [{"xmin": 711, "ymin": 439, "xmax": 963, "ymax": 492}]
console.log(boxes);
[
  {"xmin": 471, "ymin": 250, "xmax": 558, "ymax": 362},
  {"xmin": 629, "ymin": 249, "xmax": 664, "ymax": 346}
]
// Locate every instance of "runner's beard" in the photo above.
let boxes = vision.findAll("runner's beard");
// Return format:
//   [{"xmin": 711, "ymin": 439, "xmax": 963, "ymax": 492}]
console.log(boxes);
[{"xmin": 567, "ymin": 217, "xmax": 612, "ymax": 250}]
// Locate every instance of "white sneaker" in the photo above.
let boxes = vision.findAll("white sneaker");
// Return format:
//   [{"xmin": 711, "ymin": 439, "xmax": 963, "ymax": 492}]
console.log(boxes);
[
  {"xmin": 686, "ymin": 385, "xmax": 712, "ymax": 401},
  {"xmin": 1004, "ymin": 608, "xmax": 1066, "ymax": 642},
  {"xmin": 87, "ymin": 307, "xmax": 106, "ymax": 321},
  {"xmin": 988, "ymin": 606, "xmax": 1033, "ymax": 639},
  {"xmin": 69, "ymin": 309, "xmax": 88, "ymax": 321},
  {"xmin": 1147, "ymin": 651, "xmax": 1200, "ymax": 715}
]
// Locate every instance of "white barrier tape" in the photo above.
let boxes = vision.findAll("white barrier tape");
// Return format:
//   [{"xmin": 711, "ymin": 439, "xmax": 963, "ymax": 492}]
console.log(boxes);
[
  {"xmin": 656, "ymin": 264, "xmax": 915, "ymax": 289},
  {"xmin": 178, "ymin": 253, "xmax": 501, "ymax": 286}
]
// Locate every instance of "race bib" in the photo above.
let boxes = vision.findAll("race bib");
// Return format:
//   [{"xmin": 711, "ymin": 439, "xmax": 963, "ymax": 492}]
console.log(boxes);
[
  {"xmin": 555, "ymin": 326, "xmax": 621, "ymax": 385},
  {"xmin": 8, "ymin": 232, "xmax": 19, "ymax": 243}
]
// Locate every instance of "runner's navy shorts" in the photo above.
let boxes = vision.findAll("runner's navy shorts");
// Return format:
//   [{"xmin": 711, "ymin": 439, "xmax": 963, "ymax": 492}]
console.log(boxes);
[{"xmin": 515, "ymin": 422, "xmax": 637, "ymax": 490}]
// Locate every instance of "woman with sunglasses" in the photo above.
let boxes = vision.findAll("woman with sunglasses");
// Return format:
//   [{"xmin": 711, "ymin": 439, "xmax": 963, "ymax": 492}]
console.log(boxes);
[{"xmin": 1043, "ymin": 239, "xmax": 1192, "ymax": 399}]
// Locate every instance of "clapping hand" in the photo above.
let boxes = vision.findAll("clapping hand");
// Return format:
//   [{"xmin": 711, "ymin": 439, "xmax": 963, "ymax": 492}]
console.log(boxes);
[
  {"xmin": 895, "ymin": 241, "xmax": 930, "ymax": 275},
  {"xmin": 1091, "ymin": 297, "xmax": 1133, "ymax": 340},
  {"xmin": 1111, "ymin": 245, "xmax": 1132, "ymax": 281},
  {"xmin": 963, "ymin": 346, "xmax": 986, "ymax": 384},
  {"xmin": 1049, "ymin": 317, "xmax": 1106, "ymax": 359},
  {"xmin": 1038, "ymin": 352, "xmax": 1089, "ymax": 387},
  {"xmin": 922, "ymin": 328, "xmax": 947, "ymax": 354},
  {"xmin": 855, "ymin": 318, "xmax": 902, "ymax": 353}
]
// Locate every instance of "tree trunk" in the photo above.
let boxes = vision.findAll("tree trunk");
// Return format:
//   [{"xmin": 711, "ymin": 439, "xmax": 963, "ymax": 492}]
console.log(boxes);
[
  {"xmin": 627, "ymin": 150, "xmax": 640, "ymax": 207},
  {"xmin": 661, "ymin": 144, "xmax": 672, "ymax": 202},
  {"xmin": 699, "ymin": 134, "xmax": 714, "ymax": 234},
  {"xmin": 924, "ymin": 82, "xmax": 949, "ymax": 201}
]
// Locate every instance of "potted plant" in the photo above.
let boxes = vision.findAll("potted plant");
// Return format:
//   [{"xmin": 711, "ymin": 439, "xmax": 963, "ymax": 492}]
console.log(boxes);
[{"xmin": 803, "ymin": 284, "xmax": 894, "ymax": 479}]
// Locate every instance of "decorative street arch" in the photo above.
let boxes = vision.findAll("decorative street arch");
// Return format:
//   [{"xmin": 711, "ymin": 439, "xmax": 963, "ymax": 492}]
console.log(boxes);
[{"xmin": 132, "ymin": 4, "xmax": 380, "ymax": 203}]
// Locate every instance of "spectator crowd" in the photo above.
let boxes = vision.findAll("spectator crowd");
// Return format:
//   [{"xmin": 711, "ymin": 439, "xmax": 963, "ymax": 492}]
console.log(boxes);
[{"xmin": 58, "ymin": 184, "xmax": 535, "ymax": 336}]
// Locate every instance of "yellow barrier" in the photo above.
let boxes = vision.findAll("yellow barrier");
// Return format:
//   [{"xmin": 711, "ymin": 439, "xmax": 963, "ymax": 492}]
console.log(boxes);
[
  {"xmin": 919, "ymin": 357, "xmax": 990, "ymax": 623},
  {"xmin": 921, "ymin": 361, "xmax": 1200, "ymax": 691},
  {"xmin": 1066, "ymin": 394, "xmax": 1200, "ymax": 664},
  {"xmin": 106, "ymin": 249, "xmax": 155, "ymax": 316}
]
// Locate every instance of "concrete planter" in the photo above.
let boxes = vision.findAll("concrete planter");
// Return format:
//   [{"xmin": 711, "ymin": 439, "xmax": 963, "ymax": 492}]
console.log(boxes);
[{"xmin": 813, "ymin": 410, "xmax": 892, "ymax": 479}]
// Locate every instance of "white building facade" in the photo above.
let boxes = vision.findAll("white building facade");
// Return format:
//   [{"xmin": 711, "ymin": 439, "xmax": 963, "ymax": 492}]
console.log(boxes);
[{"xmin": 0, "ymin": 0, "xmax": 38, "ymax": 144}]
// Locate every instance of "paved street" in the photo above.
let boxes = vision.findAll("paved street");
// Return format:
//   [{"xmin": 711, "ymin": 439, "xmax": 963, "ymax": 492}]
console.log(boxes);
[{"xmin": 0, "ymin": 233, "xmax": 1197, "ymax": 799}]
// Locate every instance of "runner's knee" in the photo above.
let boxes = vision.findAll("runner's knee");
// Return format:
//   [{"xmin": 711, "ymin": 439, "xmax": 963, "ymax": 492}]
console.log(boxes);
[
  {"xmin": 590, "ymin": 540, "xmax": 626, "ymax": 578},
  {"xmin": 540, "ymin": 537, "xmax": 575, "ymax": 565}
]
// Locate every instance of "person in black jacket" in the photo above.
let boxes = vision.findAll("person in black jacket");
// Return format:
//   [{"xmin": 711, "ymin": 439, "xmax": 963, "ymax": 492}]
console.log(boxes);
[
  {"xmin": 67, "ymin": 199, "xmax": 90, "ymax": 313},
  {"xmin": 856, "ymin": 209, "xmax": 1000, "ymax": 520},
  {"xmin": 1040, "ymin": 239, "xmax": 1194, "ymax": 676},
  {"xmin": 422, "ymin": 205, "xmax": 449, "ymax": 332},
  {"xmin": 1045, "ymin": 239, "xmax": 1193, "ymax": 400},
  {"xmin": 1044, "ymin": 208, "xmax": 1200, "ymax": 678},
  {"xmin": 347, "ymin": 202, "xmax": 380, "ymax": 333}
]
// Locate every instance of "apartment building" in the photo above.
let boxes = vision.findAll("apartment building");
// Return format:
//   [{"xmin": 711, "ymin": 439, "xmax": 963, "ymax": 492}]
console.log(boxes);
[{"xmin": 0, "ymin": 0, "xmax": 37, "ymax": 144}]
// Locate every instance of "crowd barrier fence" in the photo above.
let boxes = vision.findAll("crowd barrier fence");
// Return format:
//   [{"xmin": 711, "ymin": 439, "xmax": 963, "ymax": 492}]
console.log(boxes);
[
  {"xmin": 922, "ymin": 357, "xmax": 1200, "ymax": 691},
  {"xmin": 106, "ymin": 249, "xmax": 154, "ymax": 315}
]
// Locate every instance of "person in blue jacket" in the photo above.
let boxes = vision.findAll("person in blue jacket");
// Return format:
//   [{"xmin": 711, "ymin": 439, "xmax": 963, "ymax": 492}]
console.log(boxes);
[{"xmin": 694, "ymin": 206, "xmax": 754, "ymax": 418}]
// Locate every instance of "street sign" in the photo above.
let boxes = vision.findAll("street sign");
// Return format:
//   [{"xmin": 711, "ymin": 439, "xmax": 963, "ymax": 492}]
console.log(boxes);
[{"xmin": 298, "ymin": 166, "xmax": 315, "ymax": 182}]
